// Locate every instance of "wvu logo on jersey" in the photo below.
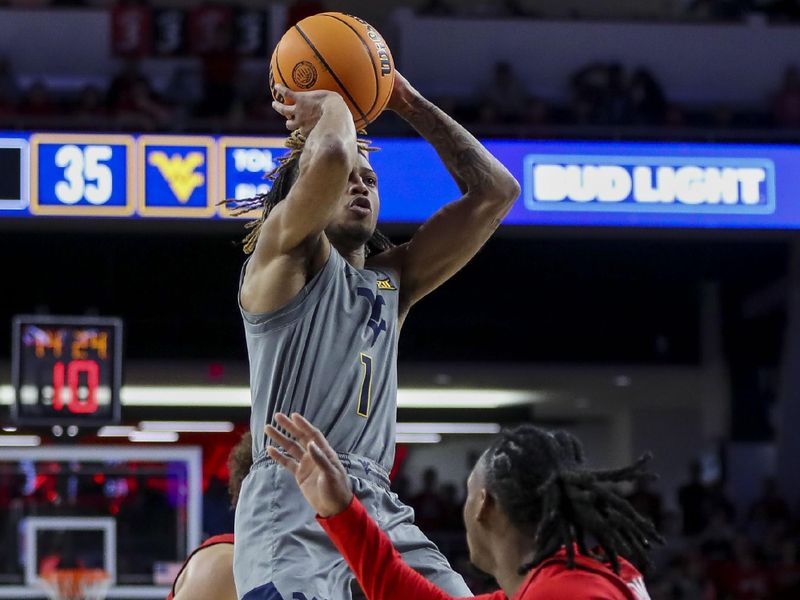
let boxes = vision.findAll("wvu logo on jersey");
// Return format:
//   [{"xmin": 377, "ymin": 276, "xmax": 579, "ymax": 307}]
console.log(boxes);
[
  {"xmin": 376, "ymin": 277, "xmax": 396, "ymax": 291},
  {"xmin": 357, "ymin": 287, "xmax": 387, "ymax": 346},
  {"xmin": 148, "ymin": 151, "xmax": 205, "ymax": 203}
]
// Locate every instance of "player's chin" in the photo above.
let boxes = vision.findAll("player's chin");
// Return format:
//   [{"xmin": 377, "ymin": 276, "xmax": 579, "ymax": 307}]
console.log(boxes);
[{"xmin": 343, "ymin": 212, "xmax": 377, "ymax": 234}]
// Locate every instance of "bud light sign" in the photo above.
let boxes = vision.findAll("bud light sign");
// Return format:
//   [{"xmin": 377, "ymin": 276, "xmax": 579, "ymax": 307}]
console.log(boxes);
[{"xmin": 524, "ymin": 155, "xmax": 775, "ymax": 214}]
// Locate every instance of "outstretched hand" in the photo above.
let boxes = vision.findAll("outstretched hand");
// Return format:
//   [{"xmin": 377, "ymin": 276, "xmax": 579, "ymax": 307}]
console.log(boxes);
[{"xmin": 265, "ymin": 413, "xmax": 354, "ymax": 518}]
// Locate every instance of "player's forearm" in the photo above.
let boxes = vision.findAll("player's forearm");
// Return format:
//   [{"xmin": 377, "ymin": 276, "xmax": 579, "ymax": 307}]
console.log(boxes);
[
  {"xmin": 302, "ymin": 95, "xmax": 358, "ymax": 170},
  {"xmin": 391, "ymin": 86, "xmax": 519, "ymax": 202},
  {"xmin": 319, "ymin": 497, "xmax": 462, "ymax": 600}
]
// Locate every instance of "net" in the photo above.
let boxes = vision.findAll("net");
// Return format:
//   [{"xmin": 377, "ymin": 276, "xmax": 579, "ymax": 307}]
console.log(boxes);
[{"xmin": 39, "ymin": 569, "xmax": 111, "ymax": 600}]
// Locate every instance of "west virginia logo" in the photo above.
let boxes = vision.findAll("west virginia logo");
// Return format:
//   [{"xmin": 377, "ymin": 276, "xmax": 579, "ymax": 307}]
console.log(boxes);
[
  {"xmin": 357, "ymin": 287, "xmax": 387, "ymax": 346},
  {"xmin": 148, "ymin": 151, "xmax": 205, "ymax": 203}
]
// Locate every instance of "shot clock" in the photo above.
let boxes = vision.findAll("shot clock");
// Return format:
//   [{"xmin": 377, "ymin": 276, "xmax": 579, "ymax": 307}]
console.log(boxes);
[{"xmin": 11, "ymin": 315, "xmax": 122, "ymax": 427}]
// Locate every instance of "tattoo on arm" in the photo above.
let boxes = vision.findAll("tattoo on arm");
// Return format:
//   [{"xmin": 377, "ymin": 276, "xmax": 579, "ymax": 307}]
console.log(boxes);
[{"xmin": 401, "ymin": 95, "xmax": 501, "ymax": 195}]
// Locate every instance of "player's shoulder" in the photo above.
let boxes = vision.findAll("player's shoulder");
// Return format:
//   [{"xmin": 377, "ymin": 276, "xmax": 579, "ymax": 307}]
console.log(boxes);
[
  {"xmin": 173, "ymin": 543, "xmax": 235, "ymax": 600},
  {"xmin": 365, "ymin": 243, "xmax": 405, "ymax": 277},
  {"xmin": 525, "ymin": 569, "xmax": 612, "ymax": 599},
  {"xmin": 365, "ymin": 243, "xmax": 406, "ymax": 296},
  {"xmin": 202, "ymin": 533, "xmax": 235, "ymax": 546},
  {"xmin": 525, "ymin": 556, "xmax": 644, "ymax": 600}
]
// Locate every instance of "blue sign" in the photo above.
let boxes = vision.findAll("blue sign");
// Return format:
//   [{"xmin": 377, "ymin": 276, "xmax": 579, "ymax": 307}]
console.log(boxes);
[
  {"xmin": 139, "ymin": 136, "xmax": 215, "ymax": 218},
  {"xmin": 218, "ymin": 137, "xmax": 289, "ymax": 219},
  {"xmin": 5, "ymin": 131, "xmax": 800, "ymax": 230},
  {"xmin": 488, "ymin": 140, "xmax": 796, "ymax": 229},
  {"xmin": 31, "ymin": 134, "xmax": 134, "ymax": 216},
  {"xmin": 523, "ymin": 155, "xmax": 775, "ymax": 214}
]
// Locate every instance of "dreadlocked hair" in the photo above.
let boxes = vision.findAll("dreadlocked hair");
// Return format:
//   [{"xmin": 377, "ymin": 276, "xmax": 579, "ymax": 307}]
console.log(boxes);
[
  {"xmin": 481, "ymin": 424, "xmax": 665, "ymax": 576},
  {"xmin": 221, "ymin": 129, "xmax": 395, "ymax": 256}
]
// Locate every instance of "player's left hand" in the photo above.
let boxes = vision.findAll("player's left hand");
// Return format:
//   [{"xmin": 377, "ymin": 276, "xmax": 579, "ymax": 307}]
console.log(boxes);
[
  {"xmin": 386, "ymin": 71, "xmax": 418, "ymax": 114},
  {"xmin": 266, "ymin": 413, "xmax": 354, "ymax": 518}
]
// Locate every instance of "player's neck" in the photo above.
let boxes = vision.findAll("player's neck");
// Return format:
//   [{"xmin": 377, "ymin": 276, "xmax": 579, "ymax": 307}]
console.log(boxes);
[
  {"xmin": 489, "ymin": 530, "xmax": 534, "ymax": 597},
  {"xmin": 334, "ymin": 243, "xmax": 367, "ymax": 269}
]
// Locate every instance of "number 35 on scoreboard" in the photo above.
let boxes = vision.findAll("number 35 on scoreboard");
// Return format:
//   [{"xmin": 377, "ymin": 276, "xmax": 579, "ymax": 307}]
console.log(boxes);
[{"xmin": 30, "ymin": 134, "xmax": 135, "ymax": 216}]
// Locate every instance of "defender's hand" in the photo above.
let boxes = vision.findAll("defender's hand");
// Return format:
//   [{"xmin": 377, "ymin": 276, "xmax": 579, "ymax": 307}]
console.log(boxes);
[
  {"xmin": 266, "ymin": 413, "xmax": 353, "ymax": 518},
  {"xmin": 272, "ymin": 85, "xmax": 347, "ymax": 135}
]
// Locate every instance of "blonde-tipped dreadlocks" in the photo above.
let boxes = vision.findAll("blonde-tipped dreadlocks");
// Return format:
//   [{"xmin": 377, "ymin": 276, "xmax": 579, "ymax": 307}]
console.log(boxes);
[{"xmin": 221, "ymin": 130, "xmax": 394, "ymax": 256}]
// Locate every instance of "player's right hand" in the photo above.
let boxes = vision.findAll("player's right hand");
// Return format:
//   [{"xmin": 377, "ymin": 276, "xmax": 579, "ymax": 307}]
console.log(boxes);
[
  {"xmin": 266, "ymin": 412, "xmax": 354, "ymax": 518},
  {"xmin": 272, "ymin": 85, "xmax": 346, "ymax": 135}
]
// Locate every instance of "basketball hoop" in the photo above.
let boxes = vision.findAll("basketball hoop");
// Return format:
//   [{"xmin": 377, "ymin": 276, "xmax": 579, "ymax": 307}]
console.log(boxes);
[{"xmin": 39, "ymin": 568, "xmax": 111, "ymax": 600}]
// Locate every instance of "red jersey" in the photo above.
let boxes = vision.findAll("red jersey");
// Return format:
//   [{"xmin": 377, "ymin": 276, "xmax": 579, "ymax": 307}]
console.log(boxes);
[
  {"xmin": 165, "ymin": 534, "xmax": 234, "ymax": 600},
  {"xmin": 318, "ymin": 497, "xmax": 651, "ymax": 600}
]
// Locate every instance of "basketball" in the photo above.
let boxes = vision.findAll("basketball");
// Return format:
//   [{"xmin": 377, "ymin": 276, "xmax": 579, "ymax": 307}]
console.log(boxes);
[{"xmin": 270, "ymin": 12, "xmax": 396, "ymax": 130}]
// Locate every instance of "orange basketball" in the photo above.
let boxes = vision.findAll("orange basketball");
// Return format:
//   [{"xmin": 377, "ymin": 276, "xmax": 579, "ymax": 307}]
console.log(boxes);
[{"xmin": 270, "ymin": 12, "xmax": 396, "ymax": 130}]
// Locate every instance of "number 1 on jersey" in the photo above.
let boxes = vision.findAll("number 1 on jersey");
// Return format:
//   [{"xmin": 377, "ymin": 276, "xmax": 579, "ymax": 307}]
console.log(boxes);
[{"xmin": 357, "ymin": 353, "xmax": 373, "ymax": 418}]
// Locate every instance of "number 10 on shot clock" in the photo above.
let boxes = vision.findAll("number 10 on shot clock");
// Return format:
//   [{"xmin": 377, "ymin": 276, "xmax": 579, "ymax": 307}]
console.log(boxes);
[{"xmin": 11, "ymin": 315, "xmax": 123, "ymax": 427}]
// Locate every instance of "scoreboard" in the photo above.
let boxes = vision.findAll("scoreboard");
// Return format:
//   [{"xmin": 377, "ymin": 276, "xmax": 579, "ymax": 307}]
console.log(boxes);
[
  {"xmin": 0, "ymin": 131, "xmax": 291, "ymax": 221},
  {"xmin": 12, "ymin": 315, "xmax": 122, "ymax": 427},
  {"xmin": 4, "ymin": 130, "xmax": 800, "ymax": 229}
]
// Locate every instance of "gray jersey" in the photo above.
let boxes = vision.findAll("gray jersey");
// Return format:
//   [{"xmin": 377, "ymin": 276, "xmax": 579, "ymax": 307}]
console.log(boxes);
[{"xmin": 240, "ymin": 246, "xmax": 400, "ymax": 471}]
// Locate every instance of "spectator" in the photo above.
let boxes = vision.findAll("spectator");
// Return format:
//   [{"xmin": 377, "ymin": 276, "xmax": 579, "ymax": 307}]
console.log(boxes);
[
  {"xmin": 73, "ymin": 85, "xmax": 107, "ymax": 125},
  {"xmin": 199, "ymin": 20, "xmax": 239, "ymax": 118},
  {"xmin": 707, "ymin": 479, "xmax": 736, "ymax": 523},
  {"xmin": 163, "ymin": 66, "xmax": 203, "ymax": 126},
  {"xmin": 440, "ymin": 483, "xmax": 462, "ymax": 531},
  {"xmin": 603, "ymin": 63, "xmax": 631, "ymax": 124},
  {"xmin": 113, "ymin": 79, "xmax": 171, "ymax": 130},
  {"xmin": 523, "ymin": 97, "xmax": 550, "ymax": 126},
  {"xmin": 679, "ymin": 461, "xmax": 709, "ymax": 537},
  {"xmin": 19, "ymin": 81, "xmax": 57, "ymax": 117},
  {"xmin": 107, "ymin": 60, "xmax": 147, "ymax": 112},
  {"xmin": 570, "ymin": 62, "xmax": 613, "ymax": 124},
  {"xmin": 700, "ymin": 508, "xmax": 737, "ymax": 561},
  {"xmin": 409, "ymin": 467, "xmax": 446, "ymax": 532},
  {"xmin": 773, "ymin": 65, "xmax": 800, "ymax": 127},
  {"xmin": 478, "ymin": 62, "xmax": 529, "ymax": 123},
  {"xmin": 629, "ymin": 67, "xmax": 667, "ymax": 125}
]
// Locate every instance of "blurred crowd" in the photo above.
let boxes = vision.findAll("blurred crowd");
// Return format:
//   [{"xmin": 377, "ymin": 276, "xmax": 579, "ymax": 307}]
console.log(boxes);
[
  {"xmin": 415, "ymin": 0, "xmax": 800, "ymax": 22},
  {"xmin": 1, "ymin": 55, "xmax": 800, "ymax": 137},
  {"xmin": 4, "ymin": 0, "xmax": 797, "ymax": 24},
  {"xmin": 0, "ymin": 57, "xmax": 285, "ymax": 135},
  {"xmin": 385, "ymin": 462, "xmax": 800, "ymax": 599},
  {"xmin": 444, "ymin": 61, "xmax": 800, "ymax": 135}
]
